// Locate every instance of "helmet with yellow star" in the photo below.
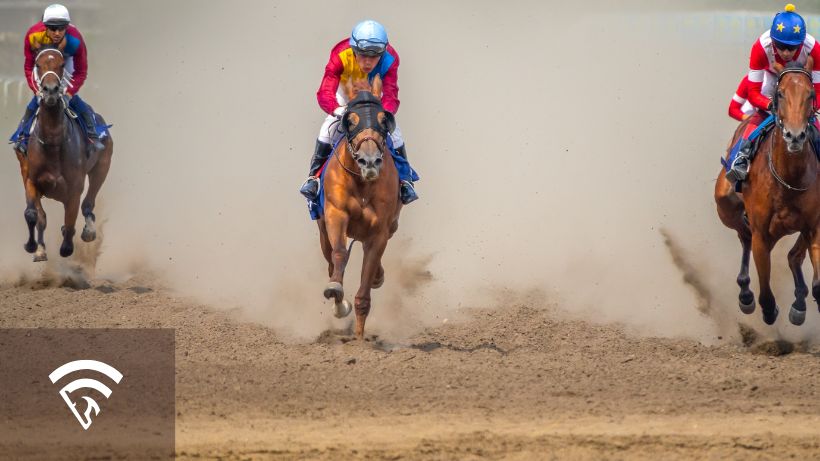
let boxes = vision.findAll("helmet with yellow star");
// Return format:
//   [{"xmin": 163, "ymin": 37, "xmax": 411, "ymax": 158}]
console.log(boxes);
[{"xmin": 771, "ymin": 4, "xmax": 806, "ymax": 47}]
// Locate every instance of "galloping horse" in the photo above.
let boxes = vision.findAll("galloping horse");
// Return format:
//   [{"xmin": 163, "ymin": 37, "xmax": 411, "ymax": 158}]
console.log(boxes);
[
  {"xmin": 15, "ymin": 46, "xmax": 113, "ymax": 262},
  {"xmin": 715, "ymin": 62, "xmax": 820, "ymax": 325},
  {"xmin": 317, "ymin": 75, "xmax": 401, "ymax": 339}
]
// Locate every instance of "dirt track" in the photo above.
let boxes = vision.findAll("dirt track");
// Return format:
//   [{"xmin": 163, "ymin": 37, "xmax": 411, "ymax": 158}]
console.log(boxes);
[{"xmin": 2, "ymin": 273, "xmax": 820, "ymax": 460}]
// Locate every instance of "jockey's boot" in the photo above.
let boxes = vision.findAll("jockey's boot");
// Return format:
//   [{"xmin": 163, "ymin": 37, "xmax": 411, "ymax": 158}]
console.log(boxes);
[
  {"xmin": 79, "ymin": 110, "xmax": 105, "ymax": 153},
  {"xmin": 400, "ymin": 180, "xmax": 418, "ymax": 204},
  {"xmin": 726, "ymin": 139, "xmax": 752, "ymax": 184},
  {"xmin": 10, "ymin": 106, "xmax": 36, "ymax": 154},
  {"xmin": 299, "ymin": 140, "xmax": 333, "ymax": 200},
  {"xmin": 394, "ymin": 145, "xmax": 419, "ymax": 204}
]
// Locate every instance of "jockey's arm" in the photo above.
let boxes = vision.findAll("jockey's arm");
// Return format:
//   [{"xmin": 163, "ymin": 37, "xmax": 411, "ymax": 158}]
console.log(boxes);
[
  {"xmin": 67, "ymin": 28, "xmax": 88, "ymax": 96},
  {"xmin": 381, "ymin": 54, "xmax": 400, "ymax": 114},
  {"xmin": 810, "ymin": 42, "xmax": 820, "ymax": 111},
  {"xmin": 23, "ymin": 31, "xmax": 37, "ymax": 93},
  {"xmin": 747, "ymin": 41, "xmax": 773, "ymax": 112},
  {"xmin": 317, "ymin": 51, "xmax": 344, "ymax": 115}
]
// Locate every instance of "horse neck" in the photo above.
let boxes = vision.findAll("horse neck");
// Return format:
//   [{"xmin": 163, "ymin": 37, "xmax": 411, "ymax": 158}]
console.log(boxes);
[
  {"xmin": 771, "ymin": 126, "xmax": 817, "ymax": 186},
  {"xmin": 37, "ymin": 102, "xmax": 65, "ymax": 140}
]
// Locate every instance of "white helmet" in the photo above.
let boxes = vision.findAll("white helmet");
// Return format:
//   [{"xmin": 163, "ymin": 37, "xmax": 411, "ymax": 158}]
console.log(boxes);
[{"xmin": 43, "ymin": 4, "xmax": 70, "ymax": 27}]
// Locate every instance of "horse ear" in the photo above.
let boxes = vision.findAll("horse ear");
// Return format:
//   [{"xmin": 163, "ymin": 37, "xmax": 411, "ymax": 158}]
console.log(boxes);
[
  {"xmin": 371, "ymin": 75, "xmax": 383, "ymax": 99},
  {"xmin": 378, "ymin": 111, "xmax": 396, "ymax": 133},
  {"xmin": 343, "ymin": 112, "xmax": 360, "ymax": 134}
]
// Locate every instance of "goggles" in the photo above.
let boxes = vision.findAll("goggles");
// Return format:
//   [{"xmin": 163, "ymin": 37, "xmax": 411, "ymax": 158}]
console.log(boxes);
[{"xmin": 352, "ymin": 37, "xmax": 386, "ymax": 56}]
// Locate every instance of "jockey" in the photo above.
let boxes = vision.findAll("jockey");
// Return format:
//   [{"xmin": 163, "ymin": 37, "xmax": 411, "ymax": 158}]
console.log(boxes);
[
  {"xmin": 728, "ymin": 76, "xmax": 756, "ymax": 121},
  {"xmin": 726, "ymin": 3, "xmax": 820, "ymax": 183},
  {"xmin": 9, "ymin": 4, "xmax": 104, "ymax": 154},
  {"xmin": 299, "ymin": 20, "xmax": 419, "ymax": 205}
]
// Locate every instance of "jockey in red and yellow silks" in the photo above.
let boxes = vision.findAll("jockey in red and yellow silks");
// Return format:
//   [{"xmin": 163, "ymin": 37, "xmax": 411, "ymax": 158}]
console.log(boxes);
[
  {"xmin": 726, "ymin": 4, "xmax": 820, "ymax": 184},
  {"xmin": 300, "ymin": 20, "xmax": 418, "ymax": 206},
  {"xmin": 10, "ymin": 4, "xmax": 103, "ymax": 154}
]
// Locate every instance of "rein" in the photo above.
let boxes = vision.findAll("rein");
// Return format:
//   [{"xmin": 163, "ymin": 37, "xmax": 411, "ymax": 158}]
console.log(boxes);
[
  {"xmin": 766, "ymin": 67, "xmax": 817, "ymax": 192},
  {"xmin": 767, "ymin": 131, "xmax": 813, "ymax": 192},
  {"xmin": 334, "ymin": 134, "xmax": 386, "ymax": 178}
]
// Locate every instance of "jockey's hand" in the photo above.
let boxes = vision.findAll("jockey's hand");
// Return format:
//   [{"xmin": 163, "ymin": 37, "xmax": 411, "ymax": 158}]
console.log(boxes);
[
  {"xmin": 333, "ymin": 105, "xmax": 347, "ymax": 117},
  {"xmin": 767, "ymin": 100, "xmax": 774, "ymax": 112},
  {"xmin": 742, "ymin": 114, "xmax": 750, "ymax": 120}
]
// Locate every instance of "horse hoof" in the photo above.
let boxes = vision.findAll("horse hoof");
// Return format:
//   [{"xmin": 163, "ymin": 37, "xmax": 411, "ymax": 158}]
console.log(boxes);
[
  {"xmin": 789, "ymin": 306, "xmax": 806, "ymax": 326},
  {"xmin": 33, "ymin": 253, "xmax": 47, "ymax": 263},
  {"xmin": 23, "ymin": 241, "xmax": 37, "ymax": 254},
  {"xmin": 59, "ymin": 243, "xmax": 74, "ymax": 258},
  {"xmin": 373, "ymin": 274, "xmax": 385, "ymax": 289},
  {"xmin": 81, "ymin": 228, "xmax": 96, "ymax": 242},
  {"xmin": 323, "ymin": 282, "xmax": 344, "ymax": 303},
  {"xmin": 739, "ymin": 296, "xmax": 756, "ymax": 314},
  {"xmin": 762, "ymin": 305, "xmax": 779, "ymax": 325},
  {"xmin": 334, "ymin": 299, "xmax": 352, "ymax": 319}
]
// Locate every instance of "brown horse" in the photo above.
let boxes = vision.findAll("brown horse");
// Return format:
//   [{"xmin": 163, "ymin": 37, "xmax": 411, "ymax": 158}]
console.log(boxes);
[
  {"xmin": 15, "ymin": 46, "xmax": 113, "ymax": 262},
  {"xmin": 317, "ymin": 75, "xmax": 401, "ymax": 338},
  {"xmin": 715, "ymin": 63, "xmax": 819, "ymax": 325}
]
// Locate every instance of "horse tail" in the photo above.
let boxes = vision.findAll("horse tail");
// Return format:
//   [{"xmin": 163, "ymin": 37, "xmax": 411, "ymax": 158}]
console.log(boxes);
[{"xmin": 35, "ymin": 172, "xmax": 58, "ymax": 193}]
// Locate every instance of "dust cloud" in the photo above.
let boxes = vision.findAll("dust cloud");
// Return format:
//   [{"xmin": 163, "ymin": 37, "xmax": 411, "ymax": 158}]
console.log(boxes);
[{"xmin": 2, "ymin": 1, "xmax": 819, "ymax": 343}]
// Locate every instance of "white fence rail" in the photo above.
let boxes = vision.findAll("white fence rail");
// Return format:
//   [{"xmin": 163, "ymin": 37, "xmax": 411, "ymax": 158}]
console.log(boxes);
[{"xmin": 0, "ymin": 77, "xmax": 27, "ymax": 107}]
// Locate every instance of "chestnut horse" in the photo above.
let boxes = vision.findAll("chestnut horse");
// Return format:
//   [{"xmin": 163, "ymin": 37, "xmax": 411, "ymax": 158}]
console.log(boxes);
[
  {"xmin": 15, "ymin": 46, "xmax": 113, "ymax": 262},
  {"xmin": 317, "ymin": 76, "xmax": 401, "ymax": 338},
  {"xmin": 715, "ymin": 63, "xmax": 819, "ymax": 325}
]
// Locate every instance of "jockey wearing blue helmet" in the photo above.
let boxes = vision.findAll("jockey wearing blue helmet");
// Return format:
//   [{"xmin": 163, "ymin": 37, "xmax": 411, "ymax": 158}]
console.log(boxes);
[
  {"xmin": 725, "ymin": 4, "xmax": 820, "ymax": 184},
  {"xmin": 299, "ymin": 19, "xmax": 419, "ymax": 207}
]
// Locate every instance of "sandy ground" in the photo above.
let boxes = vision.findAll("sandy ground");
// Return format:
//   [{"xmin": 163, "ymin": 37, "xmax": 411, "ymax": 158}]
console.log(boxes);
[{"xmin": 2, "ymin": 273, "xmax": 819, "ymax": 460}]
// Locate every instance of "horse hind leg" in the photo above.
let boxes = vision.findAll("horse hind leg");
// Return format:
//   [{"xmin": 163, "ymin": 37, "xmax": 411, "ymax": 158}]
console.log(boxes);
[{"xmin": 787, "ymin": 234, "xmax": 809, "ymax": 325}]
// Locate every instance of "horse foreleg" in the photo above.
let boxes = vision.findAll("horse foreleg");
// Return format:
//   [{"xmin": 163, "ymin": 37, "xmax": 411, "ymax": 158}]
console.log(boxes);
[
  {"xmin": 787, "ymin": 234, "xmax": 810, "ymax": 325},
  {"xmin": 59, "ymin": 195, "xmax": 80, "ymax": 258},
  {"xmin": 81, "ymin": 142, "xmax": 112, "ymax": 243},
  {"xmin": 737, "ymin": 232, "xmax": 755, "ymax": 314},
  {"xmin": 33, "ymin": 196, "xmax": 47, "ymax": 262},
  {"xmin": 322, "ymin": 209, "xmax": 352, "ymax": 318},
  {"xmin": 355, "ymin": 235, "xmax": 389, "ymax": 339},
  {"xmin": 317, "ymin": 220, "xmax": 334, "ymax": 278},
  {"xmin": 22, "ymin": 178, "xmax": 39, "ymax": 256},
  {"xmin": 751, "ymin": 233, "xmax": 779, "ymax": 325}
]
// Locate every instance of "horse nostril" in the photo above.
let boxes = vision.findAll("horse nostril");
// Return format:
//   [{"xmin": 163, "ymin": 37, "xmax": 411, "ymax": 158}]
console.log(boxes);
[
  {"xmin": 374, "ymin": 158, "xmax": 383, "ymax": 166},
  {"xmin": 799, "ymin": 131, "xmax": 807, "ymax": 141},
  {"xmin": 785, "ymin": 131, "xmax": 793, "ymax": 140},
  {"xmin": 357, "ymin": 158, "xmax": 367, "ymax": 167}
]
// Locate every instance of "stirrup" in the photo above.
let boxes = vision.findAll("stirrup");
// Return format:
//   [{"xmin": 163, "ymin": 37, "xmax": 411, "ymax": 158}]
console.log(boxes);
[{"xmin": 299, "ymin": 176, "xmax": 320, "ymax": 200}]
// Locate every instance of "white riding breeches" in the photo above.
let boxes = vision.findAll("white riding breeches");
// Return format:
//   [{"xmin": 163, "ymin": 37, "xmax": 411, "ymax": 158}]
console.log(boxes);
[
  {"xmin": 317, "ymin": 114, "xmax": 404, "ymax": 148},
  {"xmin": 316, "ymin": 87, "xmax": 404, "ymax": 147}
]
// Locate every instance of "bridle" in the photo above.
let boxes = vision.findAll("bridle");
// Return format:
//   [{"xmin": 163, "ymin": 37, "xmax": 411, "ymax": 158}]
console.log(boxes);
[
  {"xmin": 334, "ymin": 99, "xmax": 389, "ymax": 177},
  {"xmin": 771, "ymin": 67, "xmax": 814, "ymax": 131},
  {"xmin": 32, "ymin": 48, "xmax": 70, "ymax": 97},
  {"xmin": 768, "ymin": 67, "xmax": 817, "ymax": 192}
]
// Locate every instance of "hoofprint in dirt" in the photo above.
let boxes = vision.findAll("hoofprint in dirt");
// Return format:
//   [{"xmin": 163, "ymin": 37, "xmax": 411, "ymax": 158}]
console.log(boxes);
[{"xmin": 1, "ymin": 276, "xmax": 819, "ymax": 460}]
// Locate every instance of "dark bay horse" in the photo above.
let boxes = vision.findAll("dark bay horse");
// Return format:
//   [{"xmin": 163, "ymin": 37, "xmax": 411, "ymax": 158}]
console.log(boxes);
[
  {"xmin": 715, "ymin": 63, "xmax": 820, "ymax": 325},
  {"xmin": 15, "ymin": 46, "xmax": 113, "ymax": 262},
  {"xmin": 317, "ymin": 76, "xmax": 401, "ymax": 339}
]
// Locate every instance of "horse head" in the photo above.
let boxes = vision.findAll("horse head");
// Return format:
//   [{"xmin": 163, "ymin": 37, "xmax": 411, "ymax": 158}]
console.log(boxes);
[
  {"xmin": 774, "ymin": 61, "xmax": 816, "ymax": 154},
  {"xmin": 33, "ymin": 46, "xmax": 66, "ymax": 107},
  {"xmin": 341, "ymin": 76, "xmax": 395, "ymax": 181}
]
